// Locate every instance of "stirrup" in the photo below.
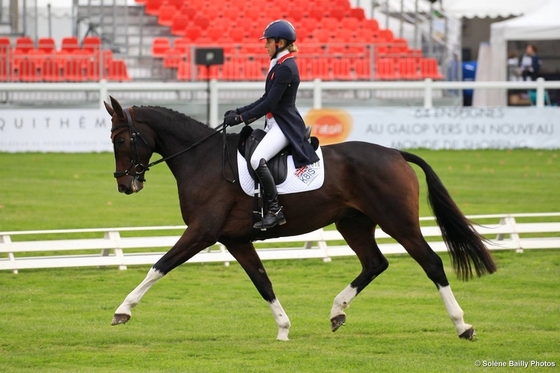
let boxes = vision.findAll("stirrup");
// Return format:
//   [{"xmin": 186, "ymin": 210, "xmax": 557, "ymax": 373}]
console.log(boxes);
[{"xmin": 253, "ymin": 207, "xmax": 286, "ymax": 230}]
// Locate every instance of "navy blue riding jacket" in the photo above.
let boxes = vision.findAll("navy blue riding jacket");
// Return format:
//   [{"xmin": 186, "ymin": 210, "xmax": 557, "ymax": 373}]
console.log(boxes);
[{"xmin": 237, "ymin": 54, "xmax": 320, "ymax": 168}]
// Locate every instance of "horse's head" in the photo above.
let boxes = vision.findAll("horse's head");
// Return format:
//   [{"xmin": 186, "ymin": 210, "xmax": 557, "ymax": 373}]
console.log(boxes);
[{"xmin": 104, "ymin": 96, "xmax": 153, "ymax": 195}]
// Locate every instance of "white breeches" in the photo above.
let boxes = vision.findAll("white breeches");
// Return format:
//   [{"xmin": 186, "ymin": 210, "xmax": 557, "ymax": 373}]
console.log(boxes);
[{"xmin": 250, "ymin": 117, "xmax": 290, "ymax": 170}]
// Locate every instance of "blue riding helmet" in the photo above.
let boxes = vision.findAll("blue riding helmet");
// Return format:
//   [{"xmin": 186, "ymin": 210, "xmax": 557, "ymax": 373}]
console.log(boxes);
[{"xmin": 260, "ymin": 19, "xmax": 296, "ymax": 43}]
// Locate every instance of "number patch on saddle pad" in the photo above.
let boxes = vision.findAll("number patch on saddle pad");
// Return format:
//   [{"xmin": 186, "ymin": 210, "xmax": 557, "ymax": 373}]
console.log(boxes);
[{"xmin": 294, "ymin": 162, "xmax": 320, "ymax": 185}]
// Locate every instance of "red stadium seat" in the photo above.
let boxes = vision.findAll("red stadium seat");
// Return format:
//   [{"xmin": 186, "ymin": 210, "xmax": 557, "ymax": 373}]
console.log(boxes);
[
  {"xmin": 163, "ymin": 39, "xmax": 189, "ymax": 68},
  {"xmin": 60, "ymin": 37, "xmax": 80, "ymax": 53},
  {"xmin": 15, "ymin": 37, "xmax": 34, "ymax": 53},
  {"xmin": 63, "ymin": 59, "xmax": 84, "ymax": 81},
  {"xmin": 41, "ymin": 58, "xmax": 63, "ymax": 82},
  {"xmin": 17, "ymin": 59, "xmax": 41, "ymax": 82},
  {"xmin": 166, "ymin": 0, "xmax": 184, "ymax": 10},
  {"xmin": 171, "ymin": 16, "xmax": 189, "ymax": 36},
  {"xmin": 158, "ymin": 5, "xmax": 176, "ymax": 26},
  {"xmin": 375, "ymin": 58, "xmax": 397, "ymax": 80},
  {"xmin": 349, "ymin": 8, "xmax": 366, "ymax": 20},
  {"xmin": 339, "ymin": 16, "xmax": 356, "ymax": 31},
  {"xmin": 85, "ymin": 59, "xmax": 101, "ymax": 81},
  {"xmin": 152, "ymin": 37, "xmax": 171, "ymax": 58},
  {"xmin": 38, "ymin": 37, "xmax": 56, "ymax": 53},
  {"xmin": 179, "ymin": 6, "xmax": 197, "ymax": 20},
  {"xmin": 184, "ymin": 26, "xmax": 202, "ymax": 42},
  {"xmin": 398, "ymin": 57, "xmax": 419, "ymax": 80},
  {"xmin": 0, "ymin": 59, "xmax": 7, "ymax": 81},
  {"xmin": 310, "ymin": 58, "xmax": 331, "ymax": 80},
  {"xmin": 243, "ymin": 60, "xmax": 266, "ymax": 81},
  {"xmin": 321, "ymin": 17, "xmax": 339, "ymax": 32},
  {"xmin": 332, "ymin": 57, "xmax": 353, "ymax": 80},
  {"xmin": 328, "ymin": 7, "xmax": 348, "ymax": 20},
  {"xmin": 420, "ymin": 58, "xmax": 443, "ymax": 80},
  {"xmin": 145, "ymin": 0, "xmax": 164, "ymax": 16},
  {"xmin": 107, "ymin": 59, "xmax": 131, "ymax": 81},
  {"xmin": 378, "ymin": 29, "xmax": 394, "ymax": 43},
  {"xmin": 352, "ymin": 56, "xmax": 371, "ymax": 80},
  {"xmin": 177, "ymin": 61, "xmax": 191, "ymax": 80},
  {"xmin": 192, "ymin": 16, "xmax": 210, "ymax": 30}
]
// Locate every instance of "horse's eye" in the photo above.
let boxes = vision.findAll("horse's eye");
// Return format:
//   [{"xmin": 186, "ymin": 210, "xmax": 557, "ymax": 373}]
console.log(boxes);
[{"xmin": 116, "ymin": 138, "xmax": 126, "ymax": 145}]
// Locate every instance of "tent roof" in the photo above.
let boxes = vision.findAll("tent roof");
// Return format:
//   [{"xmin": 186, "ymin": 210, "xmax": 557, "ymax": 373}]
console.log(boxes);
[
  {"xmin": 490, "ymin": 0, "xmax": 560, "ymax": 40},
  {"xmin": 440, "ymin": 0, "xmax": 552, "ymax": 19},
  {"xmin": 381, "ymin": 0, "xmax": 551, "ymax": 19}
]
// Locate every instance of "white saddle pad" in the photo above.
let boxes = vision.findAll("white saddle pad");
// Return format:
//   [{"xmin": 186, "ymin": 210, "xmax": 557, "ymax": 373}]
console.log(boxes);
[{"xmin": 237, "ymin": 146, "xmax": 325, "ymax": 196}]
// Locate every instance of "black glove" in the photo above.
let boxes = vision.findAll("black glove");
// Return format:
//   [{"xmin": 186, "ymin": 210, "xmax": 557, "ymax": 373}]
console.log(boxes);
[
  {"xmin": 223, "ymin": 109, "xmax": 239, "ymax": 119},
  {"xmin": 225, "ymin": 113, "xmax": 243, "ymax": 127}
]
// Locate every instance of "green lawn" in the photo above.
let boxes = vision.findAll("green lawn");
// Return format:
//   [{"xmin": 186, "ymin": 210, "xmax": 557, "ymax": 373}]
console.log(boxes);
[
  {"xmin": 0, "ymin": 251, "xmax": 558, "ymax": 373},
  {"xmin": 0, "ymin": 149, "xmax": 558, "ymax": 231},
  {"xmin": 0, "ymin": 149, "xmax": 559, "ymax": 372}
]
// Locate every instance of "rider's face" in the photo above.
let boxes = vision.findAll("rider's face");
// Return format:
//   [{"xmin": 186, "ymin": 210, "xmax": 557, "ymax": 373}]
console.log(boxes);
[{"xmin": 265, "ymin": 38, "xmax": 286, "ymax": 58}]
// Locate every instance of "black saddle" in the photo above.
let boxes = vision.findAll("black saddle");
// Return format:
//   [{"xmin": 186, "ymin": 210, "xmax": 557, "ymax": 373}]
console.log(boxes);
[{"xmin": 238, "ymin": 126, "xmax": 318, "ymax": 185}]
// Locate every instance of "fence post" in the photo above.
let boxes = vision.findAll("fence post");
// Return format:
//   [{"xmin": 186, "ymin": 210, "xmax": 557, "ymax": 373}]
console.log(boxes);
[
  {"xmin": 102, "ymin": 230, "xmax": 127, "ymax": 270},
  {"xmin": 423, "ymin": 78, "xmax": 433, "ymax": 108},
  {"xmin": 99, "ymin": 79, "xmax": 108, "ymax": 110},
  {"xmin": 536, "ymin": 77, "xmax": 545, "ymax": 108},
  {"xmin": 313, "ymin": 78, "xmax": 322, "ymax": 109},
  {"xmin": 210, "ymin": 78, "xmax": 219, "ymax": 126},
  {"xmin": 0, "ymin": 235, "xmax": 18, "ymax": 274}
]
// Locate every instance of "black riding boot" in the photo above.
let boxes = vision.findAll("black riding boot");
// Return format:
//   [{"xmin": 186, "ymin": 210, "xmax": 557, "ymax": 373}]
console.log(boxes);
[{"xmin": 254, "ymin": 158, "xmax": 286, "ymax": 229}]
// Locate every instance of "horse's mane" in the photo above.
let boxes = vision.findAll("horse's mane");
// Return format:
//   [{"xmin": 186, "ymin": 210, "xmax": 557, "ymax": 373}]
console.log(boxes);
[{"xmin": 133, "ymin": 105, "xmax": 215, "ymax": 134}]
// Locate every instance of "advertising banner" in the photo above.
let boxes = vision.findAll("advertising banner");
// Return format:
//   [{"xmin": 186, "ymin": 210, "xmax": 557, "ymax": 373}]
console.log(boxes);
[
  {"xmin": 1, "ymin": 107, "xmax": 559, "ymax": 152},
  {"xmin": 304, "ymin": 107, "xmax": 560, "ymax": 150}
]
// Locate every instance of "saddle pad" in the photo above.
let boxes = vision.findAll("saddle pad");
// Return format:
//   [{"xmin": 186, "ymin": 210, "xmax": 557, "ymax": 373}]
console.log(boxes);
[{"xmin": 237, "ymin": 146, "xmax": 325, "ymax": 196}]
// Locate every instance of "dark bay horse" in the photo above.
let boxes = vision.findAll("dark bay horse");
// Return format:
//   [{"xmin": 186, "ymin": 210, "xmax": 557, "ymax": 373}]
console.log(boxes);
[{"xmin": 105, "ymin": 96, "xmax": 496, "ymax": 340}]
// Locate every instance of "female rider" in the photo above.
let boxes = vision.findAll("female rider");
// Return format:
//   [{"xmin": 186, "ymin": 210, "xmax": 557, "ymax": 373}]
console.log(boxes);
[{"xmin": 224, "ymin": 20, "xmax": 320, "ymax": 229}]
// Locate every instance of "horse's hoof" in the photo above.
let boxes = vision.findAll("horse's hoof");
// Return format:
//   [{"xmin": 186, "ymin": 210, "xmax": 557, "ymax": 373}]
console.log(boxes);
[
  {"xmin": 111, "ymin": 313, "xmax": 131, "ymax": 325},
  {"xmin": 331, "ymin": 314, "xmax": 346, "ymax": 332},
  {"xmin": 459, "ymin": 327, "xmax": 475, "ymax": 340}
]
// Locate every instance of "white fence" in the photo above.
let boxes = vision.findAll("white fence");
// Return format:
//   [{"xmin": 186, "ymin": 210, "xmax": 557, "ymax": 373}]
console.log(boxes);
[
  {"xmin": 2, "ymin": 78, "xmax": 559, "ymax": 126},
  {"xmin": 1, "ymin": 213, "xmax": 559, "ymax": 274}
]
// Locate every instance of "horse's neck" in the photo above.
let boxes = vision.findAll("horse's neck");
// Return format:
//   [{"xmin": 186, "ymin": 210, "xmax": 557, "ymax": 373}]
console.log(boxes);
[{"xmin": 140, "ymin": 110, "xmax": 219, "ymax": 176}]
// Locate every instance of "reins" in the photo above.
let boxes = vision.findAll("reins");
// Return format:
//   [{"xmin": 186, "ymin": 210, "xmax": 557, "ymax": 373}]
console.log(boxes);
[{"xmin": 112, "ymin": 107, "xmax": 236, "ymax": 184}]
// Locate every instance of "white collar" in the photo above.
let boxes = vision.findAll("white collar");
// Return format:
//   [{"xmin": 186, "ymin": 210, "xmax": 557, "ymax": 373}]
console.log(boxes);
[{"xmin": 268, "ymin": 50, "xmax": 290, "ymax": 72}]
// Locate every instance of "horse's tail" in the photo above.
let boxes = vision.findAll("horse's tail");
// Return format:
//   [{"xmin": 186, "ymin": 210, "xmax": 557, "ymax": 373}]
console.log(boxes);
[{"xmin": 400, "ymin": 151, "xmax": 497, "ymax": 280}]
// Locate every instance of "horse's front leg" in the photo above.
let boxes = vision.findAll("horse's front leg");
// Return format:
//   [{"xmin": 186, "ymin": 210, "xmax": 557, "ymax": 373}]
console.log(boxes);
[
  {"xmin": 111, "ymin": 227, "xmax": 217, "ymax": 325},
  {"xmin": 226, "ymin": 242, "xmax": 291, "ymax": 341}
]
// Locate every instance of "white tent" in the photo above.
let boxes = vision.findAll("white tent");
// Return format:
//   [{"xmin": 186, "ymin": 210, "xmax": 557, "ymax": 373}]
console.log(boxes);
[
  {"xmin": 440, "ymin": 0, "xmax": 551, "ymax": 19},
  {"xmin": 487, "ymin": 0, "xmax": 560, "ymax": 105}
]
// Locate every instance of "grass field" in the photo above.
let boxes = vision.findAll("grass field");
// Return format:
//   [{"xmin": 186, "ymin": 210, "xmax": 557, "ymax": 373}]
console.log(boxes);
[
  {"xmin": 0, "ymin": 149, "xmax": 559, "ymax": 231},
  {"xmin": 0, "ymin": 252, "xmax": 558, "ymax": 372},
  {"xmin": 0, "ymin": 149, "xmax": 559, "ymax": 372}
]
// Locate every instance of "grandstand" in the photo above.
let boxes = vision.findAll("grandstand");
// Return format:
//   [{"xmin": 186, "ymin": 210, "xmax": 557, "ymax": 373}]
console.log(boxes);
[{"xmin": 0, "ymin": 0, "xmax": 448, "ymax": 83}]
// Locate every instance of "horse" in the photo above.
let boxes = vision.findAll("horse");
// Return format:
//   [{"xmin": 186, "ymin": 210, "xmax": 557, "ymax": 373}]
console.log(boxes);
[{"xmin": 104, "ymin": 96, "xmax": 496, "ymax": 341}]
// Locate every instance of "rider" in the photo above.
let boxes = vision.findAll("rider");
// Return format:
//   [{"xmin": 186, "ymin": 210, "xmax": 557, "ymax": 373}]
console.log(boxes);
[{"xmin": 224, "ymin": 19, "xmax": 320, "ymax": 230}]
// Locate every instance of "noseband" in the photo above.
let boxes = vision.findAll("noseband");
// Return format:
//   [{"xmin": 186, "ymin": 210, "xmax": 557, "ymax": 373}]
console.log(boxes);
[{"xmin": 111, "ymin": 107, "xmax": 150, "ymax": 182}]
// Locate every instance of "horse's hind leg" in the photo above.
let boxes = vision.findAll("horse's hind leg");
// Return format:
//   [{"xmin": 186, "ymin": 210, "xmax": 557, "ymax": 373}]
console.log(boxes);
[
  {"xmin": 385, "ymin": 223, "xmax": 475, "ymax": 339},
  {"xmin": 331, "ymin": 214, "xmax": 388, "ymax": 332},
  {"xmin": 226, "ymin": 242, "xmax": 291, "ymax": 341}
]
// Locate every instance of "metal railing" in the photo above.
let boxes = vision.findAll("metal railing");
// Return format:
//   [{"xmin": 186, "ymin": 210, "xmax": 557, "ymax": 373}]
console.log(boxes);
[{"xmin": 1, "ymin": 78, "xmax": 558, "ymax": 124}]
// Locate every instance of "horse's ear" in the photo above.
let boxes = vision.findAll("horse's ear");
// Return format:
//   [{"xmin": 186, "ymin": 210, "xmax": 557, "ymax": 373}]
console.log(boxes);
[
  {"xmin": 104, "ymin": 101, "xmax": 115, "ymax": 116},
  {"xmin": 110, "ymin": 96, "xmax": 126, "ymax": 119}
]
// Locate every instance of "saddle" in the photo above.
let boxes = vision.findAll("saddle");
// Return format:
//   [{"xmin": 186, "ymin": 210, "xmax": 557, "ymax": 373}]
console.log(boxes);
[{"xmin": 238, "ymin": 125, "xmax": 318, "ymax": 185}]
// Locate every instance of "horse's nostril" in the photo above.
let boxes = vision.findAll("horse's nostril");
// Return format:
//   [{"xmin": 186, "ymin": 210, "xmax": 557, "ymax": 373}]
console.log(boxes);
[{"xmin": 118, "ymin": 184, "xmax": 128, "ymax": 193}]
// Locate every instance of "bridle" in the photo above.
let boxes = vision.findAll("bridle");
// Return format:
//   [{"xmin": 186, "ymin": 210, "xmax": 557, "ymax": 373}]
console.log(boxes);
[
  {"xmin": 111, "ymin": 108, "xmax": 150, "ymax": 182},
  {"xmin": 110, "ymin": 107, "xmax": 233, "ymax": 183}
]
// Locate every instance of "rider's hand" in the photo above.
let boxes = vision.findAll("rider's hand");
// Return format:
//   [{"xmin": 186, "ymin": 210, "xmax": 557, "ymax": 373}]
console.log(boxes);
[
  {"xmin": 225, "ymin": 113, "xmax": 243, "ymax": 127},
  {"xmin": 223, "ymin": 109, "xmax": 239, "ymax": 120}
]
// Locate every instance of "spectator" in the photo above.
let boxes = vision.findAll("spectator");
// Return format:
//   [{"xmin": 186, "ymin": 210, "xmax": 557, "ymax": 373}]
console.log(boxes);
[{"xmin": 519, "ymin": 44, "xmax": 542, "ymax": 81}]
